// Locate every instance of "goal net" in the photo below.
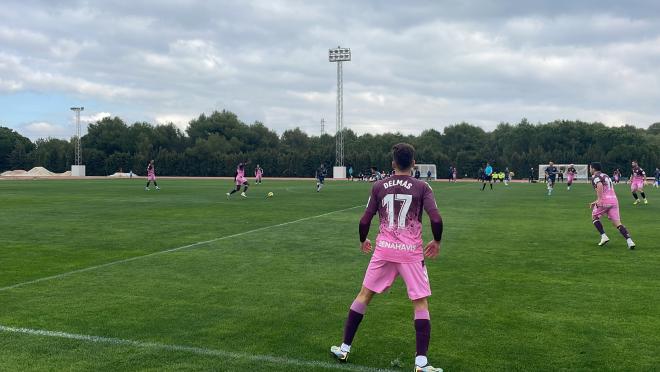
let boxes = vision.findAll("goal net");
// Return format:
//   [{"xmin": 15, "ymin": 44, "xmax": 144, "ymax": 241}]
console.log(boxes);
[
  {"xmin": 538, "ymin": 164, "xmax": 589, "ymax": 182},
  {"xmin": 416, "ymin": 164, "xmax": 437, "ymax": 180}
]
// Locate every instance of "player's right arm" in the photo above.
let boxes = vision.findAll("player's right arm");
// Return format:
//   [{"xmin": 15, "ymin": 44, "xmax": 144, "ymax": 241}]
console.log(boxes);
[{"xmin": 358, "ymin": 185, "xmax": 379, "ymax": 253}]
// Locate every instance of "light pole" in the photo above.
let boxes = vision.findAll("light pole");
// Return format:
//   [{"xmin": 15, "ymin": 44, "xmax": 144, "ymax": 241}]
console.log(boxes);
[
  {"xmin": 70, "ymin": 107, "xmax": 85, "ymax": 176},
  {"xmin": 328, "ymin": 46, "xmax": 350, "ymax": 178}
]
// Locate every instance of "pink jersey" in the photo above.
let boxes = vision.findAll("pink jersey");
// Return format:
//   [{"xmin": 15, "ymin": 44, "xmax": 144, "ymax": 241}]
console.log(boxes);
[
  {"xmin": 147, "ymin": 164, "xmax": 155, "ymax": 178},
  {"xmin": 592, "ymin": 173, "xmax": 618, "ymax": 206},
  {"xmin": 235, "ymin": 163, "xmax": 247, "ymax": 185},
  {"xmin": 360, "ymin": 175, "xmax": 442, "ymax": 263},
  {"xmin": 567, "ymin": 167, "xmax": 576, "ymax": 179},
  {"xmin": 255, "ymin": 168, "xmax": 263, "ymax": 177},
  {"xmin": 631, "ymin": 166, "xmax": 646, "ymax": 181}
]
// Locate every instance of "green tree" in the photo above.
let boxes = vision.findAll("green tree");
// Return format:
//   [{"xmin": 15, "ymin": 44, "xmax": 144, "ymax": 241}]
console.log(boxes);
[{"xmin": 0, "ymin": 127, "xmax": 34, "ymax": 171}]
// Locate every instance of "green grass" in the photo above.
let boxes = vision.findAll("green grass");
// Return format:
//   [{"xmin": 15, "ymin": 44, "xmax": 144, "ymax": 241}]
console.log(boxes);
[{"xmin": 0, "ymin": 178, "xmax": 659, "ymax": 371}]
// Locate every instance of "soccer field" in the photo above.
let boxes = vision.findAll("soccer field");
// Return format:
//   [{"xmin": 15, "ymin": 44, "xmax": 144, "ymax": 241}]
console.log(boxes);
[{"xmin": 0, "ymin": 179, "xmax": 658, "ymax": 371}]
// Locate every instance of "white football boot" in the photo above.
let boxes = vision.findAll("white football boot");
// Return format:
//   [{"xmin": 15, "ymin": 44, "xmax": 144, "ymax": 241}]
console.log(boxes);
[
  {"xmin": 598, "ymin": 235, "xmax": 610, "ymax": 246},
  {"xmin": 415, "ymin": 365, "xmax": 443, "ymax": 372},
  {"xmin": 330, "ymin": 345, "xmax": 349, "ymax": 362}
]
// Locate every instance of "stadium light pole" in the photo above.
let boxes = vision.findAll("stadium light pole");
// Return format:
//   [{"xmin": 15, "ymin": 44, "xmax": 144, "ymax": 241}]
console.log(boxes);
[
  {"xmin": 70, "ymin": 107, "xmax": 85, "ymax": 176},
  {"xmin": 328, "ymin": 46, "xmax": 350, "ymax": 177}
]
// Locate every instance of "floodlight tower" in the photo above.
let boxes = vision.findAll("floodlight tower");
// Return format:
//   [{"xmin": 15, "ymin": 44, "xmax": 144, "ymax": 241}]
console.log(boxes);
[
  {"xmin": 328, "ymin": 46, "xmax": 350, "ymax": 178},
  {"xmin": 70, "ymin": 106, "xmax": 85, "ymax": 176}
]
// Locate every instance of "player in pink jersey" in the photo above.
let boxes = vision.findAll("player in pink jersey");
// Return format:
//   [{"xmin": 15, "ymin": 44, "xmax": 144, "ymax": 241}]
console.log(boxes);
[
  {"xmin": 629, "ymin": 161, "xmax": 648, "ymax": 205},
  {"xmin": 613, "ymin": 169, "xmax": 621, "ymax": 184},
  {"xmin": 226, "ymin": 162, "xmax": 249, "ymax": 198},
  {"xmin": 330, "ymin": 143, "xmax": 444, "ymax": 372},
  {"xmin": 589, "ymin": 162, "xmax": 635, "ymax": 249},
  {"xmin": 566, "ymin": 164, "xmax": 577, "ymax": 191},
  {"xmin": 255, "ymin": 164, "xmax": 264, "ymax": 184},
  {"xmin": 145, "ymin": 160, "xmax": 160, "ymax": 191}
]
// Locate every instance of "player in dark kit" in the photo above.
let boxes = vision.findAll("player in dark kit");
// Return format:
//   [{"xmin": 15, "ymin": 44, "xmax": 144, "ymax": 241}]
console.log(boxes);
[
  {"xmin": 316, "ymin": 163, "xmax": 328, "ymax": 192},
  {"xmin": 330, "ymin": 143, "xmax": 444, "ymax": 372},
  {"xmin": 545, "ymin": 162, "xmax": 558, "ymax": 195}
]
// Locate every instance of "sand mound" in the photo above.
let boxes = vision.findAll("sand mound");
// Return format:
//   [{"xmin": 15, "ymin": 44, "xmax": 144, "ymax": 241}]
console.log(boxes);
[
  {"xmin": 1, "ymin": 167, "xmax": 72, "ymax": 177},
  {"xmin": 1, "ymin": 170, "xmax": 28, "ymax": 176},
  {"xmin": 27, "ymin": 167, "xmax": 56, "ymax": 176},
  {"xmin": 108, "ymin": 172, "xmax": 140, "ymax": 178}
]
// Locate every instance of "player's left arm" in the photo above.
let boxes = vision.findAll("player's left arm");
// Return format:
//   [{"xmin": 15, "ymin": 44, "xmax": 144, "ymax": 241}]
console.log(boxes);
[{"xmin": 422, "ymin": 184, "xmax": 443, "ymax": 259}]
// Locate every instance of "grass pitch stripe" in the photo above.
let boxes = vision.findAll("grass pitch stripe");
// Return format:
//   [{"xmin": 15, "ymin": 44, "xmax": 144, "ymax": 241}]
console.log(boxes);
[
  {"xmin": 0, "ymin": 325, "xmax": 395, "ymax": 372},
  {"xmin": 0, "ymin": 205, "xmax": 363, "ymax": 292}
]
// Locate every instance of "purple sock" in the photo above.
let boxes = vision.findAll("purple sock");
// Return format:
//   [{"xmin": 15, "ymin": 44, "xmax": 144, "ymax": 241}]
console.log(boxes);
[
  {"xmin": 414, "ymin": 310, "xmax": 431, "ymax": 357},
  {"xmin": 632, "ymin": 192, "xmax": 638, "ymax": 200},
  {"xmin": 641, "ymin": 192, "xmax": 646, "ymax": 199},
  {"xmin": 617, "ymin": 225, "xmax": 631, "ymax": 239},
  {"xmin": 342, "ymin": 300, "xmax": 366, "ymax": 346},
  {"xmin": 593, "ymin": 219, "xmax": 605, "ymax": 235}
]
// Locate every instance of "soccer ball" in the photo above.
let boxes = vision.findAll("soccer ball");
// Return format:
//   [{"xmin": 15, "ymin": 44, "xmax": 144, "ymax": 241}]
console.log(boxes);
[{"xmin": 267, "ymin": 192, "xmax": 274, "ymax": 198}]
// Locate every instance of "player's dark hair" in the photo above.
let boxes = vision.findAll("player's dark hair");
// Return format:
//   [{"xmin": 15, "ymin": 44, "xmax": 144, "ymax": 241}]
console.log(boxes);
[
  {"xmin": 392, "ymin": 143, "xmax": 415, "ymax": 170},
  {"xmin": 590, "ymin": 162, "xmax": 602, "ymax": 171}
]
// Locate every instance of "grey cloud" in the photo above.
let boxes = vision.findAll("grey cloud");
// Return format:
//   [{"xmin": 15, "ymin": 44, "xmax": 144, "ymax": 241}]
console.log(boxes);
[{"xmin": 2, "ymin": 0, "xmax": 660, "ymax": 139}]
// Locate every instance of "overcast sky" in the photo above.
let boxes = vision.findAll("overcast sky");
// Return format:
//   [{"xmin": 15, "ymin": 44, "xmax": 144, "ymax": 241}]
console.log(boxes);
[{"xmin": 1, "ymin": 0, "xmax": 659, "ymax": 140}]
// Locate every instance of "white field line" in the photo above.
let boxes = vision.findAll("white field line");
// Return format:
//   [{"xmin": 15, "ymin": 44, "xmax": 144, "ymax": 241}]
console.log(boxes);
[
  {"xmin": 0, "ymin": 205, "xmax": 363, "ymax": 293},
  {"xmin": 0, "ymin": 325, "xmax": 396, "ymax": 372}
]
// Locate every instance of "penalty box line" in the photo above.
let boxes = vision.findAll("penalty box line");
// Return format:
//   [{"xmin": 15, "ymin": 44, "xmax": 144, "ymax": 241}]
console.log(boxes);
[
  {"xmin": 0, "ymin": 205, "xmax": 363, "ymax": 293},
  {"xmin": 0, "ymin": 325, "xmax": 395, "ymax": 372}
]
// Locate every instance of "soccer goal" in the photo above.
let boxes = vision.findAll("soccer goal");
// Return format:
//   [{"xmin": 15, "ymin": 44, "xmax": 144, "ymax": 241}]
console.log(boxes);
[
  {"xmin": 416, "ymin": 164, "xmax": 437, "ymax": 180},
  {"xmin": 538, "ymin": 164, "xmax": 589, "ymax": 182}
]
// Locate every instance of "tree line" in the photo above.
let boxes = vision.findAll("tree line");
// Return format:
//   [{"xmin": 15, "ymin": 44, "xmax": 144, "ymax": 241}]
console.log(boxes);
[{"xmin": 1, "ymin": 110, "xmax": 659, "ymax": 178}]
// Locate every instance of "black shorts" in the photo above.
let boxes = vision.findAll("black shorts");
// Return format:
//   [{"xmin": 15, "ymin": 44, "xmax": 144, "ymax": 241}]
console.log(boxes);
[
  {"xmin": 318, "ymin": 177, "xmax": 325, "ymax": 184},
  {"xmin": 484, "ymin": 175, "xmax": 493, "ymax": 182}
]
